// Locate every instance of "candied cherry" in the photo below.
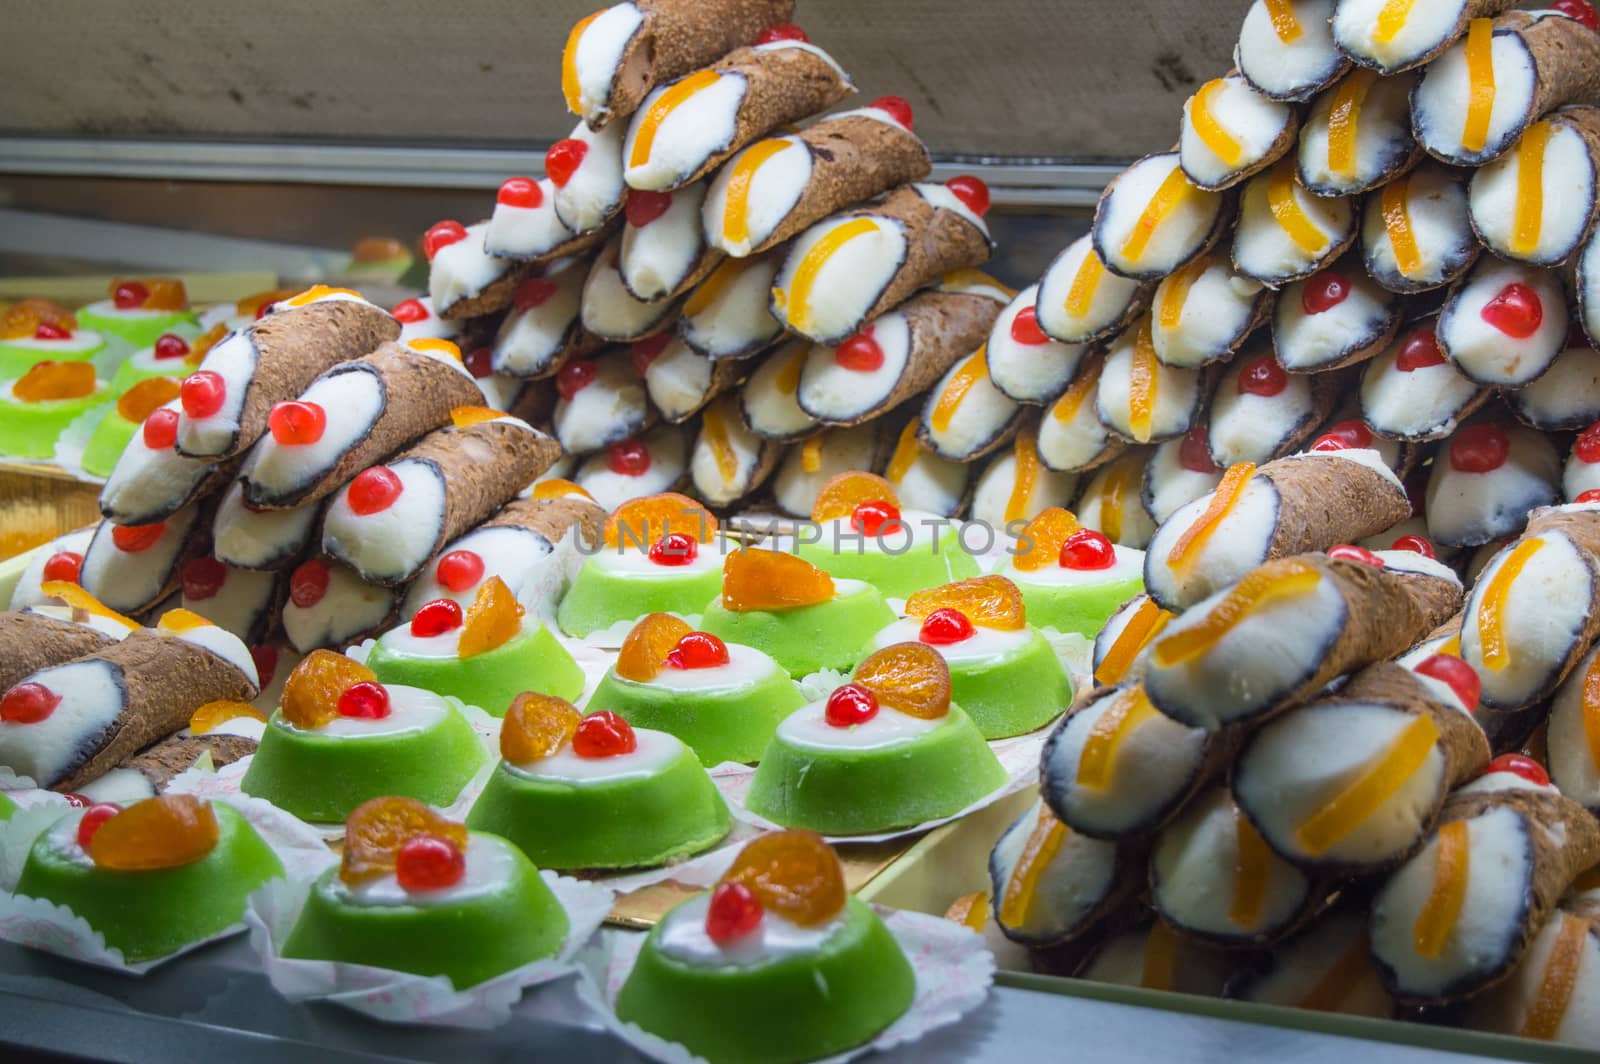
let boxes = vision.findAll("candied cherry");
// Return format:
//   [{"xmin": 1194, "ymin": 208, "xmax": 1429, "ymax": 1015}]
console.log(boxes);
[
  {"xmin": 1391, "ymin": 534, "xmax": 1436, "ymax": 558},
  {"xmin": 757, "ymin": 23, "xmax": 808, "ymax": 43},
  {"xmin": 835, "ymin": 328, "xmax": 885, "ymax": 371},
  {"xmin": 947, "ymin": 176, "xmax": 990, "ymax": 217},
  {"xmin": 626, "ymin": 189, "xmax": 673, "ymax": 228},
  {"xmin": 1301, "ymin": 272, "xmax": 1350, "ymax": 315},
  {"xmin": 826, "ymin": 683, "xmax": 879, "ymax": 727},
  {"xmin": 497, "ymin": 176, "xmax": 543, "ymax": 209},
  {"xmin": 706, "ymin": 881, "xmax": 764, "ymax": 943},
  {"xmin": 340, "ymin": 796, "xmax": 467, "ymax": 885},
  {"xmin": 1009, "ymin": 305, "xmax": 1049, "ymax": 346},
  {"xmin": 631, "ymin": 333, "xmax": 672, "ymax": 375},
  {"xmin": 77, "ymin": 803, "xmax": 122, "ymax": 848},
  {"xmin": 395, "ymin": 834, "xmax": 466, "ymax": 891},
  {"xmin": 1576, "ymin": 422, "xmax": 1600, "ymax": 464},
  {"xmin": 0, "ymin": 682, "xmax": 61, "ymax": 724},
  {"xmin": 60, "ymin": 794, "xmax": 91, "ymax": 809},
  {"xmin": 667, "ymin": 631, "xmax": 730, "ymax": 669},
  {"xmin": 181, "ymin": 557, "xmax": 227, "ymax": 600},
  {"xmin": 1395, "ymin": 325, "xmax": 1446, "ymax": 371},
  {"xmin": 153, "ymin": 333, "xmax": 190, "ymax": 361},
  {"xmin": 1450, "ymin": 424, "xmax": 1510, "ymax": 473},
  {"xmin": 1480, "ymin": 282, "xmax": 1544, "ymax": 339},
  {"xmin": 1321, "ymin": 420, "xmax": 1374, "ymax": 449},
  {"xmin": 411, "ymin": 598, "xmax": 464, "ymax": 637},
  {"xmin": 436, "ymin": 550, "xmax": 485, "ymax": 592},
  {"xmin": 34, "ymin": 322, "xmax": 70, "ymax": 340},
  {"xmin": 464, "ymin": 346, "xmax": 494, "ymax": 378},
  {"xmin": 919, "ymin": 607, "xmax": 975, "ymax": 645},
  {"xmin": 423, "ymin": 220, "xmax": 469, "ymax": 260},
  {"xmin": 545, "ymin": 138, "xmax": 588, "ymax": 187},
  {"xmin": 573, "ymin": 710, "xmax": 636, "ymax": 757},
  {"xmin": 180, "ymin": 370, "xmax": 227, "ymax": 418},
  {"xmin": 1237, "ymin": 355, "xmax": 1288, "ymax": 397},
  {"xmin": 112, "ymin": 523, "xmax": 165, "ymax": 553},
  {"xmin": 870, "ymin": 95, "xmax": 914, "ymax": 129},
  {"xmin": 250, "ymin": 645, "xmax": 280, "ymax": 685},
  {"xmin": 1415, "ymin": 653, "xmax": 1481, "ymax": 709},
  {"xmin": 1060, "ymin": 528, "xmax": 1115, "ymax": 570},
  {"xmin": 1328, "ymin": 543, "xmax": 1383, "ymax": 566},
  {"xmin": 337, "ymin": 681, "xmax": 391, "ymax": 719},
  {"xmin": 1579, "ymin": 488, "xmax": 1600, "ymax": 504},
  {"xmin": 289, "ymin": 559, "xmax": 331, "ymax": 608},
  {"xmin": 114, "ymin": 281, "xmax": 150, "ymax": 309},
  {"xmin": 268, "ymin": 400, "xmax": 327, "ymax": 446},
  {"xmin": 1554, "ymin": 0, "xmax": 1600, "ymax": 31},
  {"xmin": 41, "ymin": 551, "xmax": 83, "ymax": 584},
  {"xmin": 557, "ymin": 359, "xmax": 597, "ymax": 399},
  {"xmin": 1178, "ymin": 427, "xmax": 1219, "ymax": 474},
  {"xmin": 607, "ymin": 438, "xmax": 652, "ymax": 476},
  {"xmin": 650, "ymin": 532, "xmax": 699, "ymax": 566},
  {"xmin": 391, "ymin": 298, "xmax": 428, "ymax": 323},
  {"xmin": 1485, "ymin": 752, "xmax": 1549, "ymax": 786},
  {"xmin": 851, "ymin": 499, "xmax": 901, "ymax": 536},
  {"xmin": 347, "ymin": 467, "xmax": 404, "ymax": 515},
  {"xmin": 514, "ymin": 276, "xmax": 560, "ymax": 313}
]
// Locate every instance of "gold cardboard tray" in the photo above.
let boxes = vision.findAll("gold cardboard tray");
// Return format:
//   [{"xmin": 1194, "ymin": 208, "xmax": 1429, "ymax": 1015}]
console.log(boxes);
[{"xmin": 0, "ymin": 460, "xmax": 101, "ymax": 561}]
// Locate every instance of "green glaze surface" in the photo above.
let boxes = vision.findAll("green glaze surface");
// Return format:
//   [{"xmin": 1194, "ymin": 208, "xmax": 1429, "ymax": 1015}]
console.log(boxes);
[
  {"xmin": 0, "ymin": 389, "xmax": 109, "ymax": 459},
  {"xmin": 367, "ymin": 623, "xmax": 584, "ymax": 716},
  {"xmin": 556, "ymin": 558, "xmax": 724, "ymax": 637},
  {"xmin": 699, "ymin": 584, "xmax": 895, "ymax": 678},
  {"xmin": 935, "ymin": 628, "xmax": 1073, "ymax": 739},
  {"xmin": 0, "ymin": 792, "xmax": 17, "ymax": 820},
  {"xmin": 80, "ymin": 408, "xmax": 137, "ymax": 478},
  {"xmin": 0, "ymin": 338, "xmax": 104, "ymax": 381},
  {"xmin": 1014, "ymin": 574, "xmax": 1144, "ymax": 638},
  {"xmin": 797, "ymin": 526, "xmax": 980, "ymax": 599},
  {"xmin": 585, "ymin": 664, "xmax": 806, "ymax": 766},
  {"xmin": 77, "ymin": 306, "xmax": 197, "ymax": 349}
]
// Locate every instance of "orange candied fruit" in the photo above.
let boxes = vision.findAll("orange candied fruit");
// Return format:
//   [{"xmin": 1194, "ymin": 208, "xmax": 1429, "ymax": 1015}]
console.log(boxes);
[
  {"xmin": 116, "ymin": 376, "xmax": 181, "ymax": 423},
  {"xmin": 531, "ymin": 478, "xmax": 594, "ymax": 501},
  {"xmin": 459, "ymin": 576, "xmax": 524, "ymax": 658},
  {"xmin": 604, "ymin": 491, "xmax": 718, "ymax": 549},
  {"xmin": 0, "ymin": 298, "xmax": 76, "ymax": 340},
  {"xmin": 811, "ymin": 471, "xmax": 900, "ymax": 523},
  {"xmin": 450, "ymin": 405, "xmax": 502, "ymax": 428},
  {"xmin": 352, "ymin": 236, "xmax": 409, "ymax": 263},
  {"xmin": 41, "ymin": 580, "xmax": 137, "ymax": 630},
  {"xmin": 286, "ymin": 284, "xmax": 362, "ymax": 309},
  {"xmin": 1011, "ymin": 507, "xmax": 1081, "ymax": 572},
  {"xmin": 721, "ymin": 548, "xmax": 835, "ymax": 612},
  {"xmin": 720, "ymin": 829, "xmax": 847, "ymax": 927},
  {"xmin": 156, "ymin": 608, "xmax": 213, "ymax": 633},
  {"xmin": 906, "ymin": 575, "xmax": 1026, "ymax": 630},
  {"xmin": 340, "ymin": 796, "xmax": 468, "ymax": 885},
  {"xmin": 188, "ymin": 323, "xmax": 229, "ymax": 364},
  {"xmin": 281, "ymin": 649, "xmax": 378, "ymax": 729},
  {"xmin": 14, "ymin": 361, "xmax": 96, "ymax": 402},
  {"xmin": 617, "ymin": 612, "xmax": 693, "ymax": 682},
  {"xmin": 236, "ymin": 288, "xmax": 298, "ymax": 318},
  {"xmin": 501, "ymin": 691, "xmax": 583, "ymax": 762},
  {"xmin": 190, "ymin": 699, "xmax": 267, "ymax": 736},
  {"xmin": 1153, "ymin": 559, "xmax": 1321, "ymax": 668},
  {"xmin": 141, "ymin": 278, "xmax": 188, "ymax": 311},
  {"xmin": 89, "ymin": 794, "xmax": 220, "ymax": 871},
  {"xmin": 852, "ymin": 641, "xmax": 952, "ymax": 719}
]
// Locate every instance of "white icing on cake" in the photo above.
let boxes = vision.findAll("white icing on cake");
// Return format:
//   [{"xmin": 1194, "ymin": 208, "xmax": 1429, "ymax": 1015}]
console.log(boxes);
[
  {"xmin": 507, "ymin": 725, "xmax": 685, "ymax": 781},
  {"xmin": 775, "ymin": 697, "xmax": 943, "ymax": 751},
  {"xmin": 656, "ymin": 890, "xmax": 849, "ymax": 967}
]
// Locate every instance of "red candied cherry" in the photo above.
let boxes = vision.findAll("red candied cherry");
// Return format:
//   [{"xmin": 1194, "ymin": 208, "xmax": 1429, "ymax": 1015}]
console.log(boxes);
[
  {"xmin": 1484, "ymin": 752, "xmax": 1549, "ymax": 787},
  {"xmin": 289, "ymin": 558, "xmax": 331, "ymax": 609},
  {"xmin": 630, "ymin": 333, "xmax": 673, "ymax": 375},
  {"xmin": 391, "ymin": 298, "xmax": 429, "ymax": 324},
  {"xmin": 0, "ymin": 682, "xmax": 61, "ymax": 724},
  {"xmin": 666, "ymin": 631, "xmax": 730, "ymax": 670},
  {"xmin": 34, "ymin": 322, "xmax": 70, "ymax": 340},
  {"xmin": 649, "ymin": 532, "xmax": 699, "ymax": 566},
  {"xmin": 1009, "ymin": 306, "xmax": 1049, "ymax": 346},
  {"xmin": 1449, "ymin": 424, "xmax": 1510, "ymax": 473},
  {"xmin": 1301, "ymin": 271, "xmax": 1350, "ymax": 315},
  {"xmin": 1391, "ymin": 534, "xmax": 1436, "ymax": 559},
  {"xmin": 1576, "ymin": 421, "xmax": 1600, "ymax": 464},
  {"xmin": 497, "ymin": 176, "xmax": 543, "ymax": 209},
  {"xmin": 851, "ymin": 499, "xmax": 902, "ymax": 536},
  {"xmin": 60, "ymin": 794, "xmax": 91, "ymax": 809},
  {"xmin": 1328, "ymin": 543, "xmax": 1383, "ymax": 566},
  {"xmin": 545, "ymin": 138, "xmax": 588, "ymax": 188},
  {"xmin": 250, "ymin": 645, "xmax": 280, "ymax": 685},
  {"xmin": 514, "ymin": 276, "xmax": 560, "ymax": 313},
  {"xmin": 337, "ymin": 681, "xmax": 391, "ymax": 719},
  {"xmin": 1320, "ymin": 420, "xmax": 1374, "ymax": 449},
  {"xmin": 76, "ymin": 803, "xmax": 122, "ymax": 848},
  {"xmin": 556, "ymin": 359, "xmax": 597, "ymax": 400},
  {"xmin": 835, "ymin": 328, "xmax": 885, "ymax": 371},
  {"xmin": 1553, "ymin": 0, "xmax": 1600, "ymax": 32},
  {"xmin": 870, "ymin": 95, "xmax": 914, "ymax": 129},
  {"xmin": 143, "ymin": 407, "xmax": 179, "ymax": 450},
  {"xmin": 1395, "ymin": 325, "xmax": 1446, "ymax": 372},
  {"xmin": 1480, "ymin": 282, "xmax": 1544, "ymax": 339},
  {"xmin": 1178, "ymin": 427, "xmax": 1220, "ymax": 474},
  {"xmin": 757, "ymin": 23, "xmax": 808, "ymax": 43},
  {"xmin": 423, "ymin": 220, "xmax": 469, "ymax": 260},
  {"xmin": 153, "ymin": 333, "xmax": 190, "ymax": 361},
  {"xmin": 255, "ymin": 301, "xmax": 275, "ymax": 320},
  {"xmin": 1579, "ymin": 489, "xmax": 1600, "ymax": 504},
  {"xmin": 573, "ymin": 710, "xmax": 637, "ymax": 757},
  {"xmin": 180, "ymin": 370, "xmax": 227, "ymax": 418},
  {"xmin": 395, "ymin": 834, "xmax": 466, "ymax": 891},
  {"xmin": 436, "ymin": 549, "xmax": 485, "ymax": 592},
  {"xmin": 1310, "ymin": 433, "xmax": 1350, "ymax": 451},
  {"xmin": 946, "ymin": 175, "xmax": 991, "ymax": 217},
  {"xmin": 826, "ymin": 683, "xmax": 878, "ymax": 727},
  {"xmin": 268, "ymin": 400, "xmax": 327, "ymax": 446},
  {"xmin": 112, "ymin": 523, "xmax": 165, "ymax": 553},
  {"xmin": 41, "ymin": 550, "xmax": 83, "ymax": 584},
  {"xmin": 607, "ymin": 438, "xmax": 652, "ymax": 476},
  {"xmin": 1060, "ymin": 528, "xmax": 1115, "ymax": 570},
  {"xmin": 181, "ymin": 557, "xmax": 228, "ymax": 601},
  {"xmin": 464, "ymin": 346, "xmax": 494, "ymax": 379},
  {"xmin": 411, "ymin": 598, "xmax": 464, "ymax": 637},
  {"xmin": 920, "ymin": 607, "xmax": 975, "ymax": 646},
  {"xmin": 1414, "ymin": 653, "xmax": 1481, "ymax": 710},
  {"xmin": 347, "ymin": 467, "xmax": 404, "ymax": 515},
  {"xmin": 114, "ymin": 281, "xmax": 150, "ymax": 309},
  {"xmin": 1237, "ymin": 355, "xmax": 1288, "ymax": 397},
  {"xmin": 705, "ymin": 881, "xmax": 764, "ymax": 943},
  {"xmin": 625, "ymin": 189, "xmax": 673, "ymax": 228}
]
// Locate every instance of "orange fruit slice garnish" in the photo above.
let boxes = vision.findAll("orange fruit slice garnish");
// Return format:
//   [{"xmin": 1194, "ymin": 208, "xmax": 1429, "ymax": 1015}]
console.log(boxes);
[
  {"xmin": 340, "ymin": 796, "xmax": 468, "ymax": 884},
  {"xmin": 811, "ymin": 471, "xmax": 900, "ymax": 523},
  {"xmin": 501, "ymin": 692, "xmax": 583, "ymax": 762},
  {"xmin": 721, "ymin": 548, "xmax": 834, "ymax": 612},
  {"xmin": 720, "ymin": 829, "xmax": 847, "ymax": 927},
  {"xmin": 905, "ymin": 575, "xmax": 1026, "ymax": 631},
  {"xmin": 852, "ymin": 641, "xmax": 952, "ymax": 719},
  {"xmin": 617, "ymin": 613, "xmax": 693, "ymax": 682}
]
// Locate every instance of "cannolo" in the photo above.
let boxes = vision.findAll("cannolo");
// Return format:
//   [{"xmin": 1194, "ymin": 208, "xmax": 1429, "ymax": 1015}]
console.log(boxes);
[
  {"xmin": 1297, "ymin": 67, "xmax": 1421, "ymax": 196},
  {"xmin": 239, "ymin": 339, "xmax": 481, "ymax": 509},
  {"xmin": 1144, "ymin": 447, "xmax": 1414, "ymax": 610},
  {"xmin": 917, "ymin": 343, "xmax": 1023, "ymax": 462},
  {"xmin": 1094, "ymin": 318, "xmax": 1204, "ymax": 446},
  {"xmin": 211, "ymin": 481, "xmax": 320, "ymax": 572},
  {"xmin": 1034, "ymin": 235, "xmax": 1147, "ymax": 345},
  {"xmin": 0, "ymin": 598, "xmax": 135, "ymax": 695},
  {"xmin": 1038, "ymin": 352, "xmax": 1126, "ymax": 474},
  {"xmin": 1582, "ymin": 223, "xmax": 1600, "ymax": 347},
  {"xmin": 424, "ymin": 221, "xmax": 525, "ymax": 321},
  {"xmin": 1369, "ymin": 759, "xmax": 1600, "ymax": 1003},
  {"xmin": 321, "ymin": 411, "xmax": 561, "ymax": 586},
  {"xmin": 1306, "ymin": 406, "xmax": 1420, "ymax": 476},
  {"xmin": 489, "ymin": 258, "xmax": 597, "ymax": 379},
  {"xmin": 1142, "ymin": 428, "xmax": 1225, "ymax": 524},
  {"xmin": 1236, "ymin": 0, "xmax": 1350, "ymax": 101},
  {"xmin": 117, "ymin": 731, "xmax": 259, "ymax": 796},
  {"xmin": 968, "ymin": 424, "xmax": 1079, "ymax": 529},
  {"xmin": 691, "ymin": 394, "xmax": 781, "ymax": 507},
  {"xmin": 988, "ymin": 797, "xmax": 1144, "ymax": 947},
  {"xmin": 640, "ymin": 333, "xmax": 741, "ymax": 422},
  {"xmin": 987, "ymin": 284, "xmax": 1088, "ymax": 404},
  {"xmin": 8, "ymin": 527, "xmax": 94, "ymax": 610},
  {"xmin": 1226, "ymin": 909, "xmax": 1396, "ymax": 1017},
  {"xmin": 1569, "ymin": 424, "xmax": 1600, "ymax": 500},
  {"xmin": 1548, "ymin": 642, "xmax": 1600, "ymax": 813},
  {"xmin": 551, "ymin": 349, "xmax": 653, "ymax": 457},
  {"xmin": 1234, "ymin": 659, "xmax": 1491, "ymax": 874},
  {"xmin": 770, "ymin": 422, "xmax": 880, "ymax": 517},
  {"xmin": 1041, "ymin": 684, "xmax": 1227, "ymax": 840},
  {"xmin": 770, "ymin": 180, "xmax": 993, "ymax": 345},
  {"xmin": 581, "ymin": 236, "xmax": 681, "ymax": 341},
  {"xmin": 677, "ymin": 251, "xmax": 784, "ymax": 359},
  {"xmin": 740, "ymin": 338, "xmax": 818, "ymax": 441},
  {"xmin": 1143, "ymin": 551, "xmax": 1461, "ymax": 730},
  {"xmin": 1470, "ymin": 106, "xmax": 1600, "ymax": 267},
  {"xmin": 797, "ymin": 282, "xmax": 1004, "ymax": 427},
  {"xmin": 390, "ymin": 297, "xmax": 458, "ymax": 345},
  {"xmin": 1147, "ymin": 254, "xmax": 1270, "ymax": 369},
  {"xmin": 508, "ymin": 375, "xmax": 558, "ymax": 430},
  {"xmin": 1360, "ymin": 319, "xmax": 1487, "ymax": 441},
  {"xmin": 1467, "ymin": 908, "xmax": 1600, "ymax": 1046},
  {"xmin": 1206, "ymin": 351, "xmax": 1335, "ymax": 467},
  {"xmin": 1425, "ymin": 420, "xmax": 1560, "ymax": 548},
  {"xmin": 1179, "ymin": 73, "xmax": 1300, "ymax": 191},
  {"xmin": 1069, "ymin": 918, "xmax": 1236, "ymax": 996},
  {"xmin": 175, "ymin": 287, "xmax": 400, "ymax": 460},
  {"xmin": 561, "ymin": 0, "xmax": 796, "ymax": 129},
  {"xmin": 80, "ymin": 505, "xmax": 208, "ymax": 617},
  {"xmin": 177, "ymin": 557, "xmax": 279, "ymax": 645},
  {"xmin": 618, "ymin": 182, "xmax": 723, "ymax": 301},
  {"xmin": 99, "ymin": 400, "xmax": 233, "ymax": 527},
  {"xmin": 1090, "ymin": 595, "xmax": 1174, "ymax": 687},
  {"xmin": 1234, "ymin": 160, "xmax": 1357, "ymax": 284},
  {"xmin": 1437, "ymin": 258, "xmax": 1569, "ymax": 386},
  {"xmin": 1411, "ymin": 11, "xmax": 1600, "ymax": 167},
  {"xmin": 621, "ymin": 32, "xmax": 854, "ymax": 192},
  {"xmin": 1152, "ymin": 787, "xmax": 1320, "ymax": 947},
  {"xmin": 1509, "ymin": 340, "xmax": 1600, "ymax": 433},
  {"xmin": 574, "ymin": 423, "xmax": 689, "ymax": 510},
  {"xmin": 1076, "ymin": 450, "xmax": 1160, "ymax": 549},
  {"xmin": 1273, "ymin": 260, "xmax": 1402, "ymax": 371},
  {"xmin": 483, "ymin": 176, "xmax": 611, "ymax": 265},
  {"xmin": 1093, "ymin": 153, "xmax": 1227, "ymax": 281},
  {"xmin": 1360, "ymin": 164, "xmax": 1478, "ymax": 293},
  {"xmin": 547, "ymin": 120, "xmax": 628, "ymax": 234},
  {"xmin": 0, "ymin": 613, "xmax": 258, "ymax": 792},
  {"xmin": 878, "ymin": 416, "xmax": 972, "ymax": 518},
  {"xmin": 1333, "ymin": 0, "xmax": 1520, "ymax": 74},
  {"xmin": 457, "ymin": 345, "xmax": 524, "ymax": 412},
  {"xmin": 280, "ymin": 557, "xmax": 399, "ymax": 654}
]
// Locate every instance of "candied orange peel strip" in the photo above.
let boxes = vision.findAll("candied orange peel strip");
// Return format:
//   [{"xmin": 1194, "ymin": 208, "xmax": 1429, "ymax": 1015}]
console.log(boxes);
[
  {"xmin": 407, "ymin": 337, "xmax": 462, "ymax": 362},
  {"xmin": 700, "ymin": 398, "xmax": 741, "ymax": 483},
  {"xmin": 1005, "ymin": 428, "xmax": 1042, "ymax": 523},
  {"xmin": 1297, "ymin": 938, "xmax": 1374, "ymax": 1012},
  {"xmin": 684, "ymin": 257, "xmax": 745, "ymax": 316},
  {"xmin": 531, "ymin": 478, "xmax": 594, "ymax": 501},
  {"xmin": 1158, "ymin": 256, "xmax": 1209, "ymax": 330},
  {"xmin": 1231, "ymin": 808, "xmax": 1272, "ymax": 928},
  {"xmin": 999, "ymin": 804, "xmax": 1066, "ymax": 927},
  {"xmin": 1478, "ymin": 538, "xmax": 1543, "ymax": 671},
  {"xmin": 812, "ymin": 471, "xmax": 900, "ymax": 523},
  {"xmin": 1296, "ymin": 712, "xmax": 1440, "ymax": 854},
  {"xmin": 1326, "ymin": 69, "xmax": 1376, "ymax": 179},
  {"xmin": 1462, "ymin": 19, "xmax": 1496, "ymax": 154},
  {"xmin": 117, "ymin": 377, "xmax": 181, "ymax": 423},
  {"xmin": 450, "ymin": 405, "xmax": 502, "ymax": 428},
  {"xmin": 1413, "ymin": 819, "xmax": 1470, "ymax": 958},
  {"xmin": 1064, "ymin": 246, "xmax": 1107, "ymax": 318},
  {"xmin": 723, "ymin": 139, "xmax": 794, "ymax": 245},
  {"xmin": 501, "ymin": 692, "xmax": 583, "ymax": 762},
  {"xmin": 1099, "ymin": 453, "xmax": 1140, "ymax": 545},
  {"xmin": 852, "ymin": 641, "xmax": 952, "ymax": 719},
  {"xmin": 1094, "ymin": 599, "xmax": 1172, "ymax": 686},
  {"xmin": 1076, "ymin": 686, "xmax": 1158, "ymax": 789},
  {"xmin": 1012, "ymin": 507, "xmax": 1081, "ymax": 572},
  {"xmin": 1511, "ymin": 121, "xmax": 1552, "ymax": 258},
  {"xmin": 1373, "ymin": 0, "xmax": 1418, "ymax": 44},
  {"xmin": 886, "ymin": 419, "xmax": 922, "ymax": 483},
  {"xmin": 1121, "ymin": 165, "xmax": 1195, "ymax": 264},
  {"xmin": 1267, "ymin": 162, "xmax": 1329, "ymax": 254},
  {"xmin": 605, "ymin": 492, "xmax": 717, "ymax": 548},
  {"xmin": 1141, "ymin": 922, "xmax": 1180, "ymax": 991},
  {"xmin": 561, "ymin": 10, "xmax": 603, "ymax": 114},
  {"xmin": 800, "ymin": 434, "xmax": 824, "ymax": 472},
  {"xmin": 341, "ymin": 796, "xmax": 468, "ymax": 885},
  {"xmin": 157, "ymin": 608, "xmax": 214, "ymax": 634},
  {"xmin": 617, "ymin": 613, "xmax": 694, "ymax": 682},
  {"xmin": 1153, "ymin": 559, "xmax": 1321, "ymax": 668},
  {"xmin": 945, "ymin": 891, "xmax": 991, "ymax": 932},
  {"xmin": 141, "ymin": 278, "xmax": 189, "ymax": 311},
  {"xmin": 282, "ymin": 649, "xmax": 377, "ymax": 729},
  {"xmin": 40, "ymin": 581, "xmax": 137, "ymax": 630},
  {"xmin": 778, "ymin": 216, "xmax": 882, "ymax": 334},
  {"xmin": 1382, "ymin": 175, "xmax": 1423, "ymax": 277},
  {"xmin": 89, "ymin": 794, "xmax": 219, "ymax": 871},
  {"xmin": 1051, "ymin": 350, "xmax": 1103, "ymax": 424},
  {"xmin": 1190, "ymin": 79, "xmax": 1244, "ymax": 167},
  {"xmin": 459, "ymin": 576, "xmax": 524, "ymax": 658},
  {"xmin": 906, "ymin": 575, "xmax": 1027, "ymax": 631},
  {"xmin": 1166, "ymin": 462, "xmax": 1256, "ymax": 574},
  {"xmin": 1264, "ymin": 0, "xmax": 1302, "ymax": 42},
  {"xmin": 1583, "ymin": 652, "xmax": 1600, "ymax": 772},
  {"xmin": 721, "ymin": 829, "xmax": 847, "ymax": 926},
  {"xmin": 630, "ymin": 69, "xmax": 722, "ymax": 169},
  {"xmin": 190, "ymin": 700, "xmax": 266, "ymax": 736},
  {"xmin": 1, "ymin": 298, "xmax": 75, "ymax": 340},
  {"xmin": 1128, "ymin": 319, "xmax": 1159, "ymax": 443},
  {"xmin": 930, "ymin": 348, "xmax": 989, "ymax": 433},
  {"xmin": 1520, "ymin": 913, "xmax": 1590, "ymax": 1040},
  {"xmin": 722, "ymin": 548, "xmax": 834, "ymax": 611},
  {"xmin": 284, "ymin": 284, "xmax": 359, "ymax": 309},
  {"xmin": 14, "ymin": 361, "xmax": 96, "ymax": 402}
]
